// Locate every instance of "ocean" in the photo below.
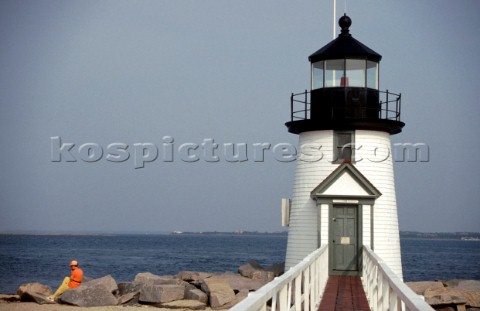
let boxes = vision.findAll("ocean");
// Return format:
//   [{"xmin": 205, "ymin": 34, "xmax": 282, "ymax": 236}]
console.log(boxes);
[{"xmin": 0, "ymin": 234, "xmax": 479, "ymax": 294}]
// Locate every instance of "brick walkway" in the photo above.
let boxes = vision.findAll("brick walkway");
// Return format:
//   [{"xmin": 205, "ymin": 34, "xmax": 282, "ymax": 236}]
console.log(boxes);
[{"xmin": 318, "ymin": 275, "xmax": 371, "ymax": 311}]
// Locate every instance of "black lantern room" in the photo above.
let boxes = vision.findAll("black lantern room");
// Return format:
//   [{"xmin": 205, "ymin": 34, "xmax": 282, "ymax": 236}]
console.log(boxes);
[{"xmin": 286, "ymin": 14, "xmax": 404, "ymax": 134}]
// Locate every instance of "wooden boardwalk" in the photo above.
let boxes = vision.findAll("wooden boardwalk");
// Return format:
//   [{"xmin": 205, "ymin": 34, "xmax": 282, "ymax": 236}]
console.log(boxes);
[{"xmin": 318, "ymin": 275, "xmax": 371, "ymax": 311}]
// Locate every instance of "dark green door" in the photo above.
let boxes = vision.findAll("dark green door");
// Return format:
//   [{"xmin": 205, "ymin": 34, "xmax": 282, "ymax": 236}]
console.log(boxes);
[{"xmin": 332, "ymin": 205, "xmax": 358, "ymax": 272}]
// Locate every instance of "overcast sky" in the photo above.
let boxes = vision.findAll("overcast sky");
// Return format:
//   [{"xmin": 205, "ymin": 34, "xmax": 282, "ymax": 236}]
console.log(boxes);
[{"xmin": 0, "ymin": 0, "xmax": 479, "ymax": 234}]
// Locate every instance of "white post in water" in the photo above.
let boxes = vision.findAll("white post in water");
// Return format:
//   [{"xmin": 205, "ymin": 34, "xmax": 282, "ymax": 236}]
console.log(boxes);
[{"xmin": 284, "ymin": 14, "xmax": 405, "ymax": 278}]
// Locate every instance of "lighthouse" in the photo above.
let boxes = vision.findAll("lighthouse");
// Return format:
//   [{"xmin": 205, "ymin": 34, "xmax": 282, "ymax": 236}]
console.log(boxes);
[{"xmin": 284, "ymin": 14, "xmax": 405, "ymax": 278}]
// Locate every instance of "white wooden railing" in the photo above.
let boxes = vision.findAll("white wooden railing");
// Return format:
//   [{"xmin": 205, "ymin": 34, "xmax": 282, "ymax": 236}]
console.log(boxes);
[
  {"xmin": 362, "ymin": 246, "xmax": 434, "ymax": 311},
  {"xmin": 229, "ymin": 244, "xmax": 329, "ymax": 311}
]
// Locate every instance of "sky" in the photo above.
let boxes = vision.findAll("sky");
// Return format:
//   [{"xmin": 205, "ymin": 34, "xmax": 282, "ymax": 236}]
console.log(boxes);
[{"xmin": 0, "ymin": 0, "xmax": 479, "ymax": 234}]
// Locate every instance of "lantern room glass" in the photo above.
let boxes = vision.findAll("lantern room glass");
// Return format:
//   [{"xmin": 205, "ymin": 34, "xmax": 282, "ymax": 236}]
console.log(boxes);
[
  {"xmin": 324, "ymin": 59, "xmax": 344, "ymax": 87},
  {"xmin": 311, "ymin": 59, "xmax": 379, "ymax": 90},
  {"xmin": 366, "ymin": 60, "xmax": 379, "ymax": 89},
  {"xmin": 312, "ymin": 61, "xmax": 324, "ymax": 90},
  {"xmin": 346, "ymin": 59, "xmax": 365, "ymax": 87}
]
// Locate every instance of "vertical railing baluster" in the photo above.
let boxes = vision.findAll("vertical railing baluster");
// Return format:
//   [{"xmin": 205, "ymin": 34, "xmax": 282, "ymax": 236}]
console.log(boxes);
[
  {"xmin": 279, "ymin": 285, "xmax": 288, "ymax": 311},
  {"xmin": 291, "ymin": 93, "xmax": 294, "ymax": 122},
  {"xmin": 305, "ymin": 90, "xmax": 308, "ymax": 120},
  {"xmin": 398, "ymin": 93, "xmax": 402, "ymax": 121},
  {"xmin": 294, "ymin": 274, "xmax": 301, "ymax": 311},
  {"xmin": 386, "ymin": 90, "xmax": 389, "ymax": 120},
  {"xmin": 271, "ymin": 292, "xmax": 277, "ymax": 311}
]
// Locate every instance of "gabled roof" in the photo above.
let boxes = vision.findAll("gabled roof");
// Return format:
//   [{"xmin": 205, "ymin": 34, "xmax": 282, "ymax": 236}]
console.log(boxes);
[{"xmin": 310, "ymin": 161, "xmax": 381, "ymax": 200}]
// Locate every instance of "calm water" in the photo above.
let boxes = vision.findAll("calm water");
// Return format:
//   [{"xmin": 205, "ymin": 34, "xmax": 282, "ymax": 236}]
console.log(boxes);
[
  {"xmin": 401, "ymin": 238, "xmax": 480, "ymax": 282},
  {"xmin": 0, "ymin": 234, "xmax": 479, "ymax": 294}
]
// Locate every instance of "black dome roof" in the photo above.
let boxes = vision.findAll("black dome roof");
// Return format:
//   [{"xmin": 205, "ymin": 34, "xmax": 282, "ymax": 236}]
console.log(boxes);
[{"xmin": 309, "ymin": 14, "xmax": 382, "ymax": 63}]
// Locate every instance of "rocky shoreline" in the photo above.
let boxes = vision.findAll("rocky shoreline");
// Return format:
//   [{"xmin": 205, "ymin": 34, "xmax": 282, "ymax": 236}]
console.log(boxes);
[
  {"xmin": 1, "ymin": 260, "xmax": 284, "ymax": 310},
  {"xmin": 2, "ymin": 259, "xmax": 479, "ymax": 311},
  {"xmin": 406, "ymin": 280, "xmax": 480, "ymax": 311}
]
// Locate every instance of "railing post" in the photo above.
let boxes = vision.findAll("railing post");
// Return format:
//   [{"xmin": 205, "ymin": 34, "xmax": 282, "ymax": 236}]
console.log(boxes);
[
  {"xmin": 304, "ymin": 89, "xmax": 308, "ymax": 120},
  {"xmin": 291, "ymin": 93, "xmax": 294, "ymax": 122},
  {"xmin": 398, "ymin": 93, "xmax": 402, "ymax": 121},
  {"xmin": 386, "ymin": 90, "xmax": 389, "ymax": 120}
]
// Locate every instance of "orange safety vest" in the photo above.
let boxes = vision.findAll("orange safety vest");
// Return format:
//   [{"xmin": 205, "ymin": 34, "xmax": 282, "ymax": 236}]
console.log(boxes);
[{"xmin": 68, "ymin": 267, "xmax": 83, "ymax": 288}]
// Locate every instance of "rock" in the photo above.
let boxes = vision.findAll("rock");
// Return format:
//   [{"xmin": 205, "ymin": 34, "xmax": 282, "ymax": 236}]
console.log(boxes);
[
  {"xmin": 218, "ymin": 288, "xmax": 249, "ymax": 309},
  {"xmin": 425, "ymin": 287, "xmax": 466, "ymax": 305},
  {"xmin": 0, "ymin": 294, "xmax": 20, "ymax": 302},
  {"xmin": 59, "ymin": 282, "xmax": 118, "ymax": 307},
  {"xmin": 83, "ymin": 275, "xmax": 118, "ymax": 294},
  {"xmin": 178, "ymin": 271, "xmax": 212, "ymax": 285},
  {"xmin": 161, "ymin": 299, "xmax": 207, "ymax": 310},
  {"xmin": 185, "ymin": 288, "xmax": 208, "ymax": 304},
  {"xmin": 208, "ymin": 272, "xmax": 265, "ymax": 292},
  {"xmin": 444, "ymin": 280, "xmax": 480, "ymax": 292},
  {"xmin": 19, "ymin": 291, "xmax": 55, "ymax": 304},
  {"xmin": 424, "ymin": 283, "xmax": 480, "ymax": 308},
  {"xmin": 238, "ymin": 260, "xmax": 262, "ymax": 277},
  {"xmin": 117, "ymin": 282, "xmax": 142, "ymax": 296},
  {"xmin": 16, "ymin": 282, "xmax": 52, "ymax": 300},
  {"xmin": 406, "ymin": 281, "xmax": 444, "ymax": 295},
  {"xmin": 264, "ymin": 262, "xmax": 285, "ymax": 277},
  {"xmin": 139, "ymin": 284, "xmax": 185, "ymax": 304},
  {"xmin": 134, "ymin": 272, "xmax": 183, "ymax": 286},
  {"xmin": 117, "ymin": 291, "xmax": 138, "ymax": 305},
  {"xmin": 238, "ymin": 260, "xmax": 274, "ymax": 282},
  {"xmin": 201, "ymin": 277, "xmax": 236, "ymax": 308},
  {"xmin": 455, "ymin": 291, "xmax": 480, "ymax": 308}
]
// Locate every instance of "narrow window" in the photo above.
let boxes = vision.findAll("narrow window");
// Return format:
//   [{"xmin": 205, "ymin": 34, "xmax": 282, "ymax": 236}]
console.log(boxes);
[{"xmin": 334, "ymin": 131, "xmax": 354, "ymax": 163}]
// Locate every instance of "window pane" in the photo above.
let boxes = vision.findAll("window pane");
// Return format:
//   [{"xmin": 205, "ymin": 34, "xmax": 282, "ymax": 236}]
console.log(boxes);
[
  {"xmin": 312, "ymin": 61, "xmax": 324, "ymax": 90},
  {"xmin": 325, "ymin": 59, "xmax": 344, "ymax": 87},
  {"xmin": 338, "ymin": 146, "xmax": 352, "ymax": 161},
  {"xmin": 346, "ymin": 59, "xmax": 365, "ymax": 87},
  {"xmin": 366, "ymin": 61, "xmax": 378, "ymax": 89},
  {"xmin": 335, "ymin": 132, "xmax": 353, "ymax": 162}
]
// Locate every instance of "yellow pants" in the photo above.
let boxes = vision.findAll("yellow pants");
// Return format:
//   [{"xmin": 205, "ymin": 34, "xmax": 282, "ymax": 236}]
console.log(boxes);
[{"xmin": 51, "ymin": 277, "xmax": 71, "ymax": 299}]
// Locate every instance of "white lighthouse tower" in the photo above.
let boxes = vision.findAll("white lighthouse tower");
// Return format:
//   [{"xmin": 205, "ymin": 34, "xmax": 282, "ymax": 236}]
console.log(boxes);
[{"xmin": 284, "ymin": 15, "xmax": 405, "ymax": 278}]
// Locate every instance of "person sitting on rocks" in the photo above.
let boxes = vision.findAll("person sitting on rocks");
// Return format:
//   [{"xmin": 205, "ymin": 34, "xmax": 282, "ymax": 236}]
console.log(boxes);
[{"xmin": 47, "ymin": 260, "xmax": 83, "ymax": 301}]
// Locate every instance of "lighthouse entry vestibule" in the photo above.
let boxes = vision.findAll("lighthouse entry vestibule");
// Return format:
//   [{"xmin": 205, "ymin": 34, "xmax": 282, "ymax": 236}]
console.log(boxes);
[{"xmin": 310, "ymin": 162, "xmax": 381, "ymax": 275}]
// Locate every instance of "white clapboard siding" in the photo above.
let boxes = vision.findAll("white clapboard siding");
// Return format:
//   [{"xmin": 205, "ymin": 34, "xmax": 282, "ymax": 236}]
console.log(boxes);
[{"xmin": 285, "ymin": 130, "xmax": 403, "ymax": 278}]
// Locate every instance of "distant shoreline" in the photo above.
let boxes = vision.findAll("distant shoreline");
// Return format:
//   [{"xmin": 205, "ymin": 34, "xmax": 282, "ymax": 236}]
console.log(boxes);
[
  {"xmin": 400, "ymin": 231, "xmax": 480, "ymax": 240},
  {"xmin": 0, "ymin": 231, "xmax": 479, "ymax": 240}
]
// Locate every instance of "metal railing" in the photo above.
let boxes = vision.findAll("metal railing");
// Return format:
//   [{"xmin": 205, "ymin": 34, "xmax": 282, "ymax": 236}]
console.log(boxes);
[
  {"xmin": 362, "ymin": 246, "xmax": 434, "ymax": 311},
  {"xmin": 290, "ymin": 89, "xmax": 401, "ymax": 122},
  {"xmin": 229, "ymin": 245, "xmax": 329, "ymax": 311},
  {"xmin": 291, "ymin": 90, "xmax": 310, "ymax": 121}
]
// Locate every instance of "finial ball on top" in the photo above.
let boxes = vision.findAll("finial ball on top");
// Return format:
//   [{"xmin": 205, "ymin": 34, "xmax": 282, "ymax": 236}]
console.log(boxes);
[{"xmin": 339, "ymin": 14, "xmax": 352, "ymax": 33}]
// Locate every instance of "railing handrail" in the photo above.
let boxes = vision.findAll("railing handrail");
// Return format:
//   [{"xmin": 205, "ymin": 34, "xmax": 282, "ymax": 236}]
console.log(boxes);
[
  {"xmin": 289, "ymin": 89, "xmax": 402, "ymax": 122},
  {"xmin": 229, "ymin": 244, "xmax": 329, "ymax": 311},
  {"xmin": 363, "ymin": 246, "xmax": 434, "ymax": 311}
]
